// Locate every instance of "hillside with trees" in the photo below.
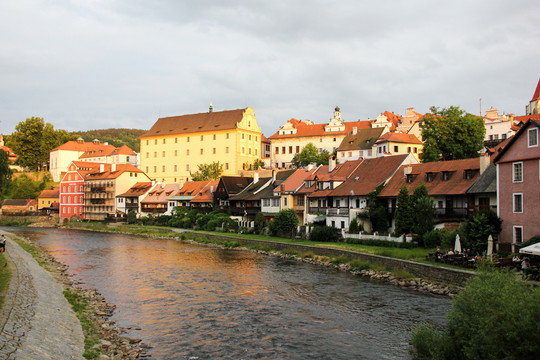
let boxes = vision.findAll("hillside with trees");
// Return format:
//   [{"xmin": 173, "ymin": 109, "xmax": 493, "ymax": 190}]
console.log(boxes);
[{"xmin": 70, "ymin": 128, "xmax": 147, "ymax": 152}]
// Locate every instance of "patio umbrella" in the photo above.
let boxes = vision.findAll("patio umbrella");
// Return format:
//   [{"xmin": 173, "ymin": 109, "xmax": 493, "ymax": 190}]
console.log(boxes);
[
  {"xmin": 487, "ymin": 235, "xmax": 494, "ymax": 257},
  {"xmin": 520, "ymin": 242, "xmax": 540, "ymax": 256},
  {"xmin": 454, "ymin": 234, "xmax": 462, "ymax": 253}
]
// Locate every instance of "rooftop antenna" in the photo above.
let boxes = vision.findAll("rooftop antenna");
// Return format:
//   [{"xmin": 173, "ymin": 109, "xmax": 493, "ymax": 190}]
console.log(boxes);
[{"xmin": 479, "ymin": 98, "xmax": 482, "ymax": 116}]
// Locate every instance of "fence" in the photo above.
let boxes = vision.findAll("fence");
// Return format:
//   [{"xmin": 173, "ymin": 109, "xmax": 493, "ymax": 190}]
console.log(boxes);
[{"xmin": 342, "ymin": 231, "xmax": 412, "ymax": 243}]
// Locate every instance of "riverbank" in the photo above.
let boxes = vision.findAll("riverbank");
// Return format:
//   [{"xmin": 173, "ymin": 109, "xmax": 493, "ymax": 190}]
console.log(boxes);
[{"xmin": 0, "ymin": 231, "xmax": 151, "ymax": 360}]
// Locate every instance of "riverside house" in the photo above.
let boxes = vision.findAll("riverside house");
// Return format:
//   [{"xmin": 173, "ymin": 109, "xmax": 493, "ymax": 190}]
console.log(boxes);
[
  {"xmin": 116, "ymin": 182, "xmax": 154, "ymax": 216},
  {"xmin": 493, "ymin": 119, "xmax": 540, "ymax": 253}
]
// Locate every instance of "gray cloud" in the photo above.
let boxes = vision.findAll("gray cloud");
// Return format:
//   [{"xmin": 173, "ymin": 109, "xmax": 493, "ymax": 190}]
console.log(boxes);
[{"xmin": 1, "ymin": 0, "xmax": 539, "ymax": 137}]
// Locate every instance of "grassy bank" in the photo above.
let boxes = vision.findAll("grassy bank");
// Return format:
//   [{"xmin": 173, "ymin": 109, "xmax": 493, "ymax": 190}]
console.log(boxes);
[{"xmin": 0, "ymin": 253, "xmax": 11, "ymax": 307}]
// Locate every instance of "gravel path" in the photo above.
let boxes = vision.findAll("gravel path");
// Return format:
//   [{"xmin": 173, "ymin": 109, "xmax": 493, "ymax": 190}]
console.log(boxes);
[{"xmin": 0, "ymin": 234, "xmax": 85, "ymax": 359}]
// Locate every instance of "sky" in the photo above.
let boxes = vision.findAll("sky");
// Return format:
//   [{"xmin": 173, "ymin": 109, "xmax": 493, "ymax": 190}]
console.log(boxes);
[{"xmin": 1, "ymin": 0, "xmax": 539, "ymax": 137}]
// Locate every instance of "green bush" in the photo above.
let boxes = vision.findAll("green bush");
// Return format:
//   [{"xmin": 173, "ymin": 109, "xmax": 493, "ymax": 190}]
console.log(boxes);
[
  {"xmin": 309, "ymin": 226, "xmax": 342, "ymax": 242},
  {"xmin": 419, "ymin": 229, "xmax": 443, "ymax": 248},
  {"xmin": 127, "ymin": 210, "xmax": 137, "ymax": 224},
  {"xmin": 269, "ymin": 209, "xmax": 299, "ymax": 237},
  {"xmin": 254, "ymin": 212, "xmax": 266, "ymax": 234},
  {"xmin": 156, "ymin": 215, "xmax": 171, "ymax": 226},
  {"xmin": 349, "ymin": 218, "xmax": 360, "ymax": 234},
  {"xmin": 410, "ymin": 268, "xmax": 540, "ymax": 359}
]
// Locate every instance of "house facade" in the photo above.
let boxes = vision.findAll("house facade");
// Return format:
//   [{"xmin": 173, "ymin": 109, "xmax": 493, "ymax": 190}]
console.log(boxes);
[
  {"xmin": 59, "ymin": 161, "xmax": 102, "ymax": 220},
  {"xmin": 139, "ymin": 107, "xmax": 262, "ymax": 185},
  {"xmin": 494, "ymin": 119, "xmax": 540, "ymax": 252},
  {"xmin": 116, "ymin": 182, "xmax": 154, "ymax": 216},
  {"xmin": 336, "ymin": 127, "xmax": 386, "ymax": 163},
  {"xmin": 375, "ymin": 132, "xmax": 423, "ymax": 161},
  {"xmin": 38, "ymin": 188, "xmax": 59, "ymax": 212},
  {"xmin": 269, "ymin": 107, "xmax": 372, "ymax": 168}
]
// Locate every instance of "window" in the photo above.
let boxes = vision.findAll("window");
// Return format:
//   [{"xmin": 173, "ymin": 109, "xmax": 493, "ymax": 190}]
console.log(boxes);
[
  {"xmin": 163, "ymin": 139, "xmax": 166, "ymax": 144},
  {"xmin": 226, "ymin": 147, "xmax": 229, "ymax": 153},
  {"xmin": 146, "ymin": 152, "xmax": 149, "ymax": 158},
  {"xmin": 284, "ymin": 197, "xmax": 288, "ymax": 206},
  {"xmin": 263, "ymin": 199, "xmax": 270, "ymax": 207},
  {"xmin": 186, "ymin": 149, "xmax": 190, "ymax": 155},
  {"xmin": 282, "ymin": 146, "xmax": 286, "ymax": 154},
  {"xmin": 162, "ymin": 151, "xmax": 165, "ymax": 157},
  {"xmin": 146, "ymin": 166, "xmax": 149, "ymax": 173},
  {"xmin": 296, "ymin": 146, "xmax": 300, "ymax": 153},
  {"xmin": 394, "ymin": 145, "xmax": 399, "ymax": 152},
  {"xmin": 242, "ymin": 147, "xmax": 245, "ymax": 154},
  {"xmin": 333, "ymin": 138, "xmax": 336, "ymax": 142},
  {"xmin": 242, "ymin": 134, "xmax": 245, "ymax": 139},
  {"xmin": 186, "ymin": 164, "xmax": 190, "ymax": 171},
  {"xmin": 442, "ymin": 171, "xmax": 450, "ymax": 181},
  {"xmin": 513, "ymin": 162, "xmax": 523, "ymax": 182},
  {"xmin": 174, "ymin": 165, "xmax": 178, "ymax": 171},
  {"xmin": 272, "ymin": 198, "xmax": 280, "ymax": 207},
  {"xmin": 513, "ymin": 193, "xmax": 523, "ymax": 213},
  {"xmin": 175, "ymin": 137, "xmax": 178, "ymax": 143},
  {"xmin": 174, "ymin": 150, "xmax": 178, "ymax": 156},
  {"xmin": 249, "ymin": 135, "xmax": 251, "ymax": 140},
  {"xmin": 146, "ymin": 140, "xmax": 149, "ymax": 145},
  {"xmin": 275, "ymin": 147, "xmax": 279, "ymax": 154},
  {"xmin": 226, "ymin": 133, "xmax": 229, "ymax": 139},
  {"xmin": 155, "ymin": 139, "xmax": 158, "ymax": 145},
  {"xmin": 162, "ymin": 165, "xmax": 166, "ymax": 172},
  {"xmin": 154, "ymin": 166, "xmax": 157, "ymax": 173},
  {"xmin": 200, "ymin": 148, "xmax": 204, "ymax": 155},
  {"xmin": 514, "ymin": 226, "xmax": 523, "ymax": 244},
  {"xmin": 225, "ymin": 163, "xmax": 229, "ymax": 170},
  {"xmin": 426, "ymin": 172, "xmax": 435, "ymax": 182},
  {"xmin": 187, "ymin": 137, "xmax": 190, "ymax": 142},
  {"xmin": 213, "ymin": 134, "xmax": 216, "ymax": 140},
  {"xmin": 413, "ymin": 147, "xmax": 418, "ymax": 153},
  {"xmin": 407, "ymin": 147, "xmax": 411, "ymax": 153},
  {"xmin": 464, "ymin": 170, "xmax": 473, "ymax": 179},
  {"xmin": 249, "ymin": 148, "xmax": 252, "ymax": 154},
  {"xmin": 406, "ymin": 174, "xmax": 414, "ymax": 183},
  {"xmin": 341, "ymin": 221, "xmax": 345, "ymax": 229},
  {"xmin": 331, "ymin": 221, "xmax": 335, "ymax": 228},
  {"xmin": 154, "ymin": 152, "xmax": 157, "ymax": 158},
  {"xmin": 336, "ymin": 199, "xmax": 341, "ymax": 207},
  {"xmin": 289, "ymin": 146, "xmax": 293, "ymax": 154},
  {"xmin": 529, "ymin": 128, "xmax": 538, "ymax": 147},
  {"xmin": 213, "ymin": 148, "xmax": 216, "ymax": 154}
]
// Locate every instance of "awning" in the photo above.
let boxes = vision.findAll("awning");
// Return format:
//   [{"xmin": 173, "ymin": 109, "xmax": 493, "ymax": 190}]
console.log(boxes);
[{"xmin": 519, "ymin": 243, "xmax": 540, "ymax": 256}]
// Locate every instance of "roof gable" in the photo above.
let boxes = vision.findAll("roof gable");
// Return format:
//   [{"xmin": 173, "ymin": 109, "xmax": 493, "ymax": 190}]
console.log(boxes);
[{"xmin": 493, "ymin": 119, "xmax": 540, "ymax": 163}]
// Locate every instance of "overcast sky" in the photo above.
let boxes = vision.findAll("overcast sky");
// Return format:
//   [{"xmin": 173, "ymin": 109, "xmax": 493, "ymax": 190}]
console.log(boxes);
[{"xmin": 1, "ymin": 0, "xmax": 539, "ymax": 137}]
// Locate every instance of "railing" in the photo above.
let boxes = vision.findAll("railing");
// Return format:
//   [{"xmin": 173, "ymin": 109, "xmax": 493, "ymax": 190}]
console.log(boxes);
[
  {"xmin": 230, "ymin": 207, "xmax": 261, "ymax": 216},
  {"xmin": 326, "ymin": 208, "xmax": 350, "ymax": 216},
  {"xmin": 308, "ymin": 207, "xmax": 327, "ymax": 214},
  {"xmin": 343, "ymin": 231, "xmax": 410, "ymax": 243}
]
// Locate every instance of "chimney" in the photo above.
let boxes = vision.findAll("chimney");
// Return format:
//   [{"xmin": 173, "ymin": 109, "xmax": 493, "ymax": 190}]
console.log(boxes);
[
  {"xmin": 210, "ymin": 185, "xmax": 215, "ymax": 193},
  {"xmin": 99, "ymin": 164, "xmax": 105, "ymax": 173},
  {"xmin": 253, "ymin": 172, "xmax": 259, "ymax": 183},
  {"xmin": 352, "ymin": 127, "xmax": 358, "ymax": 135},
  {"xmin": 272, "ymin": 169, "xmax": 276, "ymax": 183},
  {"xmin": 306, "ymin": 164, "xmax": 313, "ymax": 172},
  {"xmin": 479, "ymin": 152, "xmax": 490, "ymax": 174},
  {"xmin": 404, "ymin": 164, "xmax": 412, "ymax": 177},
  {"xmin": 329, "ymin": 156, "xmax": 336, "ymax": 172},
  {"xmin": 111, "ymin": 163, "xmax": 116, "ymax": 172},
  {"xmin": 209, "ymin": 103, "xmax": 213, "ymax": 113}
]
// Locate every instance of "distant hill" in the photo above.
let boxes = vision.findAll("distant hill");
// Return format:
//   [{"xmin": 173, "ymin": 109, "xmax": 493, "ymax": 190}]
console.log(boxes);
[{"xmin": 70, "ymin": 128, "xmax": 147, "ymax": 152}]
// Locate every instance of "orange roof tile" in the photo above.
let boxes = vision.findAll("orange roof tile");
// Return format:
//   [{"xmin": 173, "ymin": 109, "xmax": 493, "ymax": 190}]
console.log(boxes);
[
  {"xmin": 176, "ymin": 181, "xmax": 212, "ymax": 197},
  {"xmin": 142, "ymin": 183, "xmax": 181, "ymax": 204},
  {"xmin": 38, "ymin": 188, "xmax": 59, "ymax": 199},
  {"xmin": 278, "ymin": 167, "xmax": 319, "ymax": 193},
  {"xmin": 84, "ymin": 164, "xmax": 143, "ymax": 180},
  {"xmin": 376, "ymin": 132, "xmax": 423, "ymax": 145},
  {"xmin": 268, "ymin": 120, "xmax": 372, "ymax": 139},
  {"xmin": 191, "ymin": 181, "xmax": 219, "ymax": 203},
  {"xmin": 117, "ymin": 182, "xmax": 153, "ymax": 197}
]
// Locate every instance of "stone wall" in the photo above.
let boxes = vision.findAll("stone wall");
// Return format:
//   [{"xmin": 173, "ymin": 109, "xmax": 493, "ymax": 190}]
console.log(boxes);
[
  {"xmin": 0, "ymin": 214, "xmax": 59, "ymax": 226},
  {"xmin": 184, "ymin": 231, "xmax": 475, "ymax": 286}
]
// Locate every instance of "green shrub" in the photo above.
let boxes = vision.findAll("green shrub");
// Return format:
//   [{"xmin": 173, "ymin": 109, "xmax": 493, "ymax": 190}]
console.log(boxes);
[
  {"xmin": 349, "ymin": 259, "xmax": 372, "ymax": 271},
  {"xmin": 126, "ymin": 210, "xmax": 137, "ymax": 224},
  {"xmin": 156, "ymin": 215, "xmax": 171, "ymax": 226},
  {"xmin": 254, "ymin": 212, "xmax": 266, "ymax": 234},
  {"xmin": 269, "ymin": 209, "xmax": 299, "ymax": 237},
  {"xmin": 349, "ymin": 218, "xmax": 360, "ymax": 234},
  {"xmin": 421, "ymin": 229, "xmax": 442, "ymax": 248},
  {"xmin": 411, "ymin": 268, "xmax": 540, "ymax": 359},
  {"xmin": 309, "ymin": 226, "xmax": 342, "ymax": 242}
]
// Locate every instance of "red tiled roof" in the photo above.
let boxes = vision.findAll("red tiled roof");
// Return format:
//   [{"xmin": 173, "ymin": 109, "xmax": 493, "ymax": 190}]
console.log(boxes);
[
  {"xmin": 110, "ymin": 145, "xmax": 137, "ymax": 156},
  {"xmin": 0, "ymin": 145, "xmax": 16, "ymax": 157},
  {"xmin": 278, "ymin": 167, "xmax": 319, "ymax": 193},
  {"xmin": 514, "ymin": 114, "xmax": 540, "ymax": 125},
  {"xmin": 38, "ymin": 188, "xmax": 59, "ymax": 199},
  {"xmin": 261, "ymin": 134, "xmax": 270, "ymax": 143},
  {"xmin": 379, "ymin": 157, "xmax": 481, "ymax": 197},
  {"xmin": 84, "ymin": 164, "xmax": 144, "ymax": 180},
  {"xmin": 382, "ymin": 111, "xmax": 402, "ymax": 130},
  {"xmin": 142, "ymin": 183, "xmax": 181, "ymax": 204},
  {"xmin": 307, "ymin": 159, "xmax": 364, "ymax": 198},
  {"xmin": 376, "ymin": 132, "xmax": 423, "ymax": 145},
  {"xmin": 117, "ymin": 182, "xmax": 153, "ymax": 197},
  {"xmin": 191, "ymin": 181, "xmax": 219, "ymax": 203},
  {"xmin": 328, "ymin": 155, "xmax": 410, "ymax": 197},
  {"xmin": 269, "ymin": 120, "xmax": 372, "ymax": 139},
  {"xmin": 78, "ymin": 144, "xmax": 117, "ymax": 159},
  {"xmin": 531, "ymin": 78, "xmax": 540, "ymax": 101},
  {"xmin": 176, "ymin": 181, "xmax": 212, "ymax": 197}
]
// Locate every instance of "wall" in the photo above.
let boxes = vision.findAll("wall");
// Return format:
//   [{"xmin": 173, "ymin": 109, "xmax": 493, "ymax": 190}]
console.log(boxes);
[{"xmin": 183, "ymin": 231, "xmax": 474, "ymax": 286}]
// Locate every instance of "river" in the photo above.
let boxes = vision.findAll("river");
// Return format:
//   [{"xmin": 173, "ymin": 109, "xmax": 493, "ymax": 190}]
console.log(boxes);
[{"xmin": 4, "ymin": 227, "xmax": 451, "ymax": 359}]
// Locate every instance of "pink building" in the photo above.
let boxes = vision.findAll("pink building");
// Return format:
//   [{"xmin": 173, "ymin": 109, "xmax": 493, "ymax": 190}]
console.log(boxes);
[{"xmin": 494, "ymin": 119, "xmax": 540, "ymax": 252}]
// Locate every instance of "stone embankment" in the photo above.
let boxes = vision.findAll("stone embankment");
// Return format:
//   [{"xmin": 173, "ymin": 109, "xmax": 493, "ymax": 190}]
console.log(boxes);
[{"xmin": 0, "ymin": 234, "xmax": 151, "ymax": 359}]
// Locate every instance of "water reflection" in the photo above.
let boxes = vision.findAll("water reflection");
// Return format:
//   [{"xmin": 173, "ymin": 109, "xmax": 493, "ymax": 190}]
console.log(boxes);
[{"xmin": 4, "ymin": 227, "xmax": 451, "ymax": 359}]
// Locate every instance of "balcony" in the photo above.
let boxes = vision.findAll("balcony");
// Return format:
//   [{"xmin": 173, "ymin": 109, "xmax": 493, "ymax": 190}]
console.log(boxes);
[
  {"xmin": 326, "ymin": 208, "xmax": 350, "ymax": 217},
  {"xmin": 308, "ymin": 207, "xmax": 327, "ymax": 214},
  {"xmin": 230, "ymin": 207, "xmax": 261, "ymax": 217}
]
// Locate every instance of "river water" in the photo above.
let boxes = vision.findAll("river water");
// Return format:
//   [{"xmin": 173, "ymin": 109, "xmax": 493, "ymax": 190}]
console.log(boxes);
[{"xmin": 4, "ymin": 227, "xmax": 451, "ymax": 359}]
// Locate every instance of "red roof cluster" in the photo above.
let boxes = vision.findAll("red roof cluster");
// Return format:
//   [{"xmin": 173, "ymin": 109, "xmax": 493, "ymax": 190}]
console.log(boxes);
[{"xmin": 269, "ymin": 119, "xmax": 372, "ymax": 139}]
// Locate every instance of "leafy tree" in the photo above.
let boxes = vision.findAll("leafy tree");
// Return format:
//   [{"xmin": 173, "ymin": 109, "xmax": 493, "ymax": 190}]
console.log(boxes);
[
  {"xmin": 348, "ymin": 218, "xmax": 360, "ymax": 233},
  {"xmin": 412, "ymin": 195, "xmax": 434, "ymax": 239},
  {"xmin": 394, "ymin": 184, "xmax": 413, "ymax": 236},
  {"xmin": 421, "ymin": 106, "xmax": 485, "ymax": 162},
  {"xmin": 292, "ymin": 143, "xmax": 331, "ymax": 167},
  {"xmin": 5, "ymin": 175, "xmax": 46, "ymax": 199},
  {"xmin": 190, "ymin": 162, "xmax": 224, "ymax": 181},
  {"xmin": 268, "ymin": 208, "xmax": 299, "ymax": 237},
  {"xmin": 0, "ymin": 151, "xmax": 12, "ymax": 199},
  {"xmin": 365, "ymin": 184, "xmax": 388, "ymax": 233},
  {"xmin": 411, "ymin": 267, "xmax": 540, "ymax": 359},
  {"xmin": 254, "ymin": 212, "xmax": 266, "ymax": 234},
  {"xmin": 309, "ymin": 226, "xmax": 341, "ymax": 242},
  {"xmin": 463, "ymin": 211, "xmax": 502, "ymax": 254},
  {"xmin": 127, "ymin": 209, "xmax": 137, "ymax": 224}
]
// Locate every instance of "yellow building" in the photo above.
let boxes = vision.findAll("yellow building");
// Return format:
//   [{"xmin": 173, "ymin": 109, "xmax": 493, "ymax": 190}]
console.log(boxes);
[
  {"xmin": 140, "ymin": 107, "xmax": 262, "ymax": 184},
  {"xmin": 375, "ymin": 132, "xmax": 423, "ymax": 161}
]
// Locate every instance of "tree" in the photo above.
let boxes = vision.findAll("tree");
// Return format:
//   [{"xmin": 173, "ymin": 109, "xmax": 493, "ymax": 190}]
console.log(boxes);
[
  {"xmin": 5, "ymin": 175, "xmax": 45, "ymax": 199},
  {"xmin": 0, "ymin": 151, "xmax": 12, "ymax": 199},
  {"xmin": 254, "ymin": 212, "xmax": 266, "ymax": 234},
  {"xmin": 394, "ymin": 184, "xmax": 413, "ymax": 236},
  {"xmin": 411, "ymin": 267, "xmax": 540, "ymax": 359},
  {"xmin": 268, "ymin": 209, "xmax": 299, "ymax": 237},
  {"xmin": 365, "ymin": 184, "xmax": 388, "ymax": 233},
  {"xmin": 463, "ymin": 211, "xmax": 502, "ymax": 254},
  {"xmin": 421, "ymin": 106, "xmax": 486, "ymax": 162},
  {"xmin": 190, "ymin": 162, "xmax": 224, "ymax": 181},
  {"xmin": 291, "ymin": 143, "xmax": 331, "ymax": 168},
  {"xmin": 8, "ymin": 117, "xmax": 70, "ymax": 170}
]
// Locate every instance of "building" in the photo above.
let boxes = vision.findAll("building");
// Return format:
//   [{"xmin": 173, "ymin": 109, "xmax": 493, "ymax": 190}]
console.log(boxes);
[
  {"xmin": 190, "ymin": 180, "xmax": 219, "ymax": 210},
  {"xmin": 140, "ymin": 107, "xmax": 262, "ymax": 185},
  {"xmin": 38, "ymin": 187, "xmax": 59, "ymax": 213},
  {"xmin": 269, "ymin": 107, "xmax": 372, "ymax": 168},
  {"xmin": 493, "ymin": 119, "xmax": 540, "ymax": 252},
  {"xmin": 116, "ymin": 182, "xmax": 154, "ymax": 216},
  {"xmin": 0, "ymin": 134, "xmax": 17, "ymax": 165},
  {"xmin": 59, "ymin": 161, "xmax": 102, "ymax": 220},
  {"xmin": 213, "ymin": 176, "xmax": 253, "ymax": 208},
  {"xmin": 379, "ymin": 155, "xmax": 491, "ymax": 227},
  {"xmin": 0, "ymin": 199, "xmax": 37, "ymax": 215},
  {"xmin": 395, "ymin": 108, "xmax": 425, "ymax": 134},
  {"xmin": 84, "ymin": 163, "xmax": 150, "ymax": 220},
  {"xmin": 336, "ymin": 127, "xmax": 386, "ymax": 162},
  {"xmin": 525, "ymin": 78, "xmax": 540, "ymax": 115},
  {"xmin": 140, "ymin": 183, "xmax": 181, "ymax": 216},
  {"xmin": 166, "ymin": 180, "xmax": 215, "ymax": 211},
  {"xmin": 370, "ymin": 111, "xmax": 402, "ymax": 131},
  {"xmin": 261, "ymin": 135, "xmax": 271, "ymax": 161},
  {"xmin": 50, "ymin": 138, "xmax": 137, "ymax": 182},
  {"xmin": 483, "ymin": 107, "xmax": 515, "ymax": 143},
  {"xmin": 375, "ymin": 132, "xmax": 423, "ymax": 161}
]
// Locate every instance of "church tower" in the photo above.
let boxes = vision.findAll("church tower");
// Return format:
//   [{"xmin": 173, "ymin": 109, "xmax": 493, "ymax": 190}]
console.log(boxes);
[{"xmin": 526, "ymin": 78, "xmax": 540, "ymax": 115}]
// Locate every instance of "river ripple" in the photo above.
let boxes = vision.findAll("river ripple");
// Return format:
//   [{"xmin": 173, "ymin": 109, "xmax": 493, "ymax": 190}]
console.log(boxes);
[{"xmin": 5, "ymin": 227, "xmax": 451, "ymax": 359}]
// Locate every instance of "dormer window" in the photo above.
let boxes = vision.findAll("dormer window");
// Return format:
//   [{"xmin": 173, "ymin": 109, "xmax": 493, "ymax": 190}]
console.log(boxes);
[
  {"xmin": 426, "ymin": 172, "xmax": 435, "ymax": 182},
  {"xmin": 406, "ymin": 174, "xmax": 414, "ymax": 183},
  {"xmin": 442, "ymin": 171, "xmax": 450, "ymax": 181},
  {"xmin": 464, "ymin": 169, "xmax": 474, "ymax": 179}
]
